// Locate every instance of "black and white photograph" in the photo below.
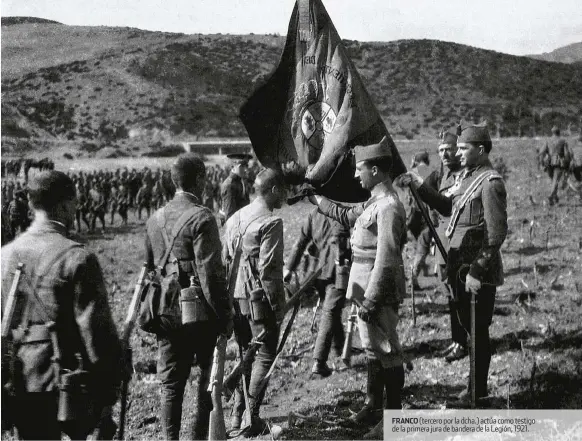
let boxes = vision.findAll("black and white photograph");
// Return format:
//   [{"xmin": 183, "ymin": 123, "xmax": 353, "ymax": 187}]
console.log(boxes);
[{"xmin": 1, "ymin": 0, "xmax": 581, "ymax": 439}]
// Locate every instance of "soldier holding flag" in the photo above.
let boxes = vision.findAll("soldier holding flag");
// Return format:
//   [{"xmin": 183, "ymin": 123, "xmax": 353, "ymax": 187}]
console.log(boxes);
[{"xmin": 309, "ymin": 137, "xmax": 406, "ymax": 438}]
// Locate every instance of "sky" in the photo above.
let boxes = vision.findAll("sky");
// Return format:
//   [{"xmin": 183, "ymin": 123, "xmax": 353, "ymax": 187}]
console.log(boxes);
[{"xmin": 2, "ymin": 0, "xmax": 581, "ymax": 55}]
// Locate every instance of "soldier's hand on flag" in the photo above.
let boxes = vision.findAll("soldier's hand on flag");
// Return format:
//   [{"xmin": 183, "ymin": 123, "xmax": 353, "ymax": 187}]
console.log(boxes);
[
  {"xmin": 465, "ymin": 273, "xmax": 482, "ymax": 295},
  {"xmin": 397, "ymin": 171, "xmax": 424, "ymax": 188}
]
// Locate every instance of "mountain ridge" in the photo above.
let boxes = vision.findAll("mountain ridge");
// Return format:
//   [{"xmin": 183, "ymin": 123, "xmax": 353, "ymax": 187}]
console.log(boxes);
[{"xmin": 2, "ymin": 21, "xmax": 581, "ymax": 155}]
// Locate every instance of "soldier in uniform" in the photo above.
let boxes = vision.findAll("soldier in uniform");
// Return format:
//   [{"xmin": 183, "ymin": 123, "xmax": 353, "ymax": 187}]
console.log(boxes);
[
  {"xmin": 283, "ymin": 207, "xmax": 351, "ymax": 377},
  {"xmin": 402, "ymin": 125, "xmax": 508, "ymax": 406},
  {"xmin": 223, "ymin": 168, "xmax": 288, "ymax": 437},
  {"xmin": 117, "ymin": 184, "xmax": 129, "ymax": 226},
  {"xmin": 136, "ymin": 181, "xmax": 152, "ymax": 221},
  {"xmin": 75, "ymin": 183, "xmax": 91, "ymax": 233},
  {"xmin": 89, "ymin": 182, "xmax": 107, "ymax": 233},
  {"xmin": 8, "ymin": 190, "xmax": 31, "ymax": 238},
  {"xmin": 219, "ymin": 153, "xmax": 252, "ymax": 224},
  {"xmin": 309, "ymin": 137, "xmax": 406, "ymax": 438},
  {"xmin": 1, "ymin": 171, "xmax": 127, "ymax": 440},
  {"xmin": 423, "ymin": 131, "xmax": 468, "ymax": 362},
  {"xmin": 145, "ymin": 154, "xmax": 233, "ymax": 440},
  {"xmin": 539, "ymin": 126, "xmax": 573, "ymax": 205}
]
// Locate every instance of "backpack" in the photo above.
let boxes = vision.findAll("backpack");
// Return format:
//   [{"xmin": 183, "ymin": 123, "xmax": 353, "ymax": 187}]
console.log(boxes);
[{"xmin": 137, "ymin": 206, "xmax": 204, "ymax": 335}]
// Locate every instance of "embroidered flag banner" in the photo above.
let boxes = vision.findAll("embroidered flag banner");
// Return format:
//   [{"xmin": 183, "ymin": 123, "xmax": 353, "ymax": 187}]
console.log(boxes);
[{"xmin": 239, "ymin": 0, "xmax": 406, "ymax": 202}]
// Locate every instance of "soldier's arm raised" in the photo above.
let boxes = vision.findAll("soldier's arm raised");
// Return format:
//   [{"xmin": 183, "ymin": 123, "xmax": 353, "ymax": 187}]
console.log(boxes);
[
  {"xmin": 317, "ymin": 197, "xmax": 364, "ymax": 228},
  {"xmin": 416, "ymin": 181, "xmax": 453, "ymax": 216}
]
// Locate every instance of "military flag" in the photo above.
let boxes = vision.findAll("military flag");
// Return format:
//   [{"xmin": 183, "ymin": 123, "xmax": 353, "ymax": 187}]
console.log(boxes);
[{"xmin": 239, "ymin": 0, "xmax": 406, "ymax": 202}]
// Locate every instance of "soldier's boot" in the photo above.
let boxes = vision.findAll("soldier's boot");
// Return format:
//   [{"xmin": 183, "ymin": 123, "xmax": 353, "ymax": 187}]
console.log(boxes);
[
  {"xmin": 192, "ymin": 368, "xmax": 212, "ymax": 440},
  {"xmin": 363, "ymin": 420, "xmax": 384, "ymax": 440},
  {"xmin": 350, "ymin": 359, "xmax": 384, "ymax": 426},
  {"xmin": 384, "ymin": 365, "xmax": 404, "ymax": 409},
  {"xmin": 361, "ymin": 365, "xmax": 404, "ymax": 439},
  {"xmin": 229, "ymin": 388, "xmax": 246, "ymax": 431},
  {"xmin": 312, "ymin": 305, "xmax": 335, "ymax": 377},
  {"xmin": 161, "ymin": 398, "xmax": 183, "ymax": 440},
  {"xmin": 238, "ymin": 390, "xmax": 268, "ymax": 438}
]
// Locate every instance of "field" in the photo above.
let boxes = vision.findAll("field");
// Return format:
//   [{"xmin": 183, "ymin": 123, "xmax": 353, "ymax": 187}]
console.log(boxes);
[{"xmin": 10, "ymin": 137, "xmax": 582, "ymax": 439}]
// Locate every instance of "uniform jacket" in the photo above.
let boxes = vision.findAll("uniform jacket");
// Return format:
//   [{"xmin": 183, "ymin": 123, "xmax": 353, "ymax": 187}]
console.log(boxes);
[
  {"xmin": 318, "ymin": 185, "xmax": 407, "ymax": 305},
  {"xmin": 1, "ymin": 219, "xmax": 122, "ymax": 396},
  {"xmin": 539, "ymin": 136, "xmax": 572, "ymax": 169},
  {"xmin": 145, "ymin": 192, "xmax": 232, "ymax": 327},
  {"xmin": 424, "ymin": 166, "xmax": 463, "ymax": 266},
  {"xmin": 220, "ymin": 173, "xmax": 250, "ymax": 221},
  {"xmin": 285, "ymin": 207, "xmax": 350, "ymax": 281},
  {"xmin": 417, "ymin": 160, "xmax": 507, "ymax": 285},
  {"xmin": 223, "ymin": 201, "xmax": 285, "ymax": 315}
]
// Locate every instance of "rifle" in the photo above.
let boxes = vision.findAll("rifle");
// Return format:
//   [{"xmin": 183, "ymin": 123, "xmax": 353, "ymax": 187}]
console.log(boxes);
[
  {"xmin": 470, "ymin": 290, "xmax": 476, "ymax": 408},
  {"xmin": 117, "ymin": 263, "xmax": 148, "ymax": 440},
  {"xmin": 208, "ymin": 334, "xmax": 227, "ymax": 440},
  {"xmin": 255, "ymin": 267, "xmax": 322, "ymax": 394},
  {"xmin": 1, "ymin": 263, "xmax": 24, "ymax": 433},
  {"xmin": 410, "ymin": 263, "xmax": 416, "ymax": 327},
  {"xmin": 341, "ymin": 302, "xmax": 358, "ymax": 367},
  {"xmin": 283, "ymin": 267, "xmax": 322, "ymax": 314},
  {"xmin": 222, "ymin": 329, "xmax": 267, "ymax": 401},
  {"xmin": 1, "ymin": 263, "xmax": 24, "ymax": 339}
]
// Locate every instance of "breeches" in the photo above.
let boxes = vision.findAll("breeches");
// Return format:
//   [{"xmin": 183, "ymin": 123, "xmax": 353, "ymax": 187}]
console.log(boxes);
[{"xmin": 358, "ymin": 304, "xmax": 403, "ymax": 369}]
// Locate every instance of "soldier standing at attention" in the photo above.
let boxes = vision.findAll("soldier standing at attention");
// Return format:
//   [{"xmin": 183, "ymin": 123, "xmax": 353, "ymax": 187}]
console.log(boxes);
[
  {"xmin": 309, "ymin": 137, "xmax": 407, "ymax": 439},
  {"xmin": 401, "ymin": 124, "xmax": 508, "ymax": 407},
  {"xmin": 145, "ymin": 154, "xmax": 233, "ymax": 440},
  {"xmin": 539, "ymin": 125, "xmax": 572, "ymax": 205},
  {"xmin": 425, "ymin": 131, "xmax": 468, "ymax": 363},
  {"xmin": 283, "ymin": 207, "xmax": 351, "ymax": 377},
  {"xmin": 219, "ymin": 154, "xmax": 252, "ymax": 224},
  {"xmin": 136, "ymin": 181, "xmax": 152, "ymax": 221},
  {"xmin": 1, "ymin": 171, "xmax": 127, "ymax": 440},
  {"xmin": 8, "ymin": 190, "xmax": 30, "ymax": 238},
  {"xmin": 222, "ymin": 168, "xmax": 288, "ymax": 437},
  {"xmin": 89, "ymin": 182, "xmax": 107, "ymax": 233}
]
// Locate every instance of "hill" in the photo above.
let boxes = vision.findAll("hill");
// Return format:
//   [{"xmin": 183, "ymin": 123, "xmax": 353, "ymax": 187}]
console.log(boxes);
[
  {"xmin": 1, "ymin": 16, "xmax": 62, "ymax": 26},
  {"xmin": 2, "ymin": 21, "xmax": 582, "ymax": 155},
  {"xmin": 528, "ymin": 42, "xmax": 582, "ymax": 64}
]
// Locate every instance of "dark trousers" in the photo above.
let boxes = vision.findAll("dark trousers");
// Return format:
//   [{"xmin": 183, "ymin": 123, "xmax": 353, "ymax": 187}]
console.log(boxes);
[
  {"xmin": 232, "ymin": 306, "xmax": 280, "ymax": 421},
  {"xmin": 452, "ymin": 278, "xmax": 496, "ymax": 398},
  {"xmin": 441, "ymin": 281, "xmax": 467, "ymax": 348},
  {"xmin": 12, "ymin": 392, "xmax": 97, "ymax": 440},
  {"xmin": 548, "ymin": 167, "xmax": 565, "ymax": 202},
  {"xmin": 157, "ymin": 322, "xmax": 218, "ymax": 440},
  {"xmin": 313, "ymin": 282, "xmax": 346, "ymax": 362}
]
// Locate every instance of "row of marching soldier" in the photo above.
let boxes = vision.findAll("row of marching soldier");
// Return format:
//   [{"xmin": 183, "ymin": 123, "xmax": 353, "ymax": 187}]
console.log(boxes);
[{"xmin": 1, "ymin": 123, "xmax": 509, "ymax": 440}]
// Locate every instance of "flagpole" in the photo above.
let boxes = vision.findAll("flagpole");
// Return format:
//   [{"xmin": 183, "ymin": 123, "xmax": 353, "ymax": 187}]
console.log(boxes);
[{"xmin": 408, "ymin": 184, "xmax": 448, "ymax": 265}]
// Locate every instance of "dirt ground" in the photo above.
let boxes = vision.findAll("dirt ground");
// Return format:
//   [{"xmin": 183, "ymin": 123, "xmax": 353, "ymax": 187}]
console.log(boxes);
[{"xmin": 5, "ymin": 138, "xmax": 582, "ymax": 440}]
